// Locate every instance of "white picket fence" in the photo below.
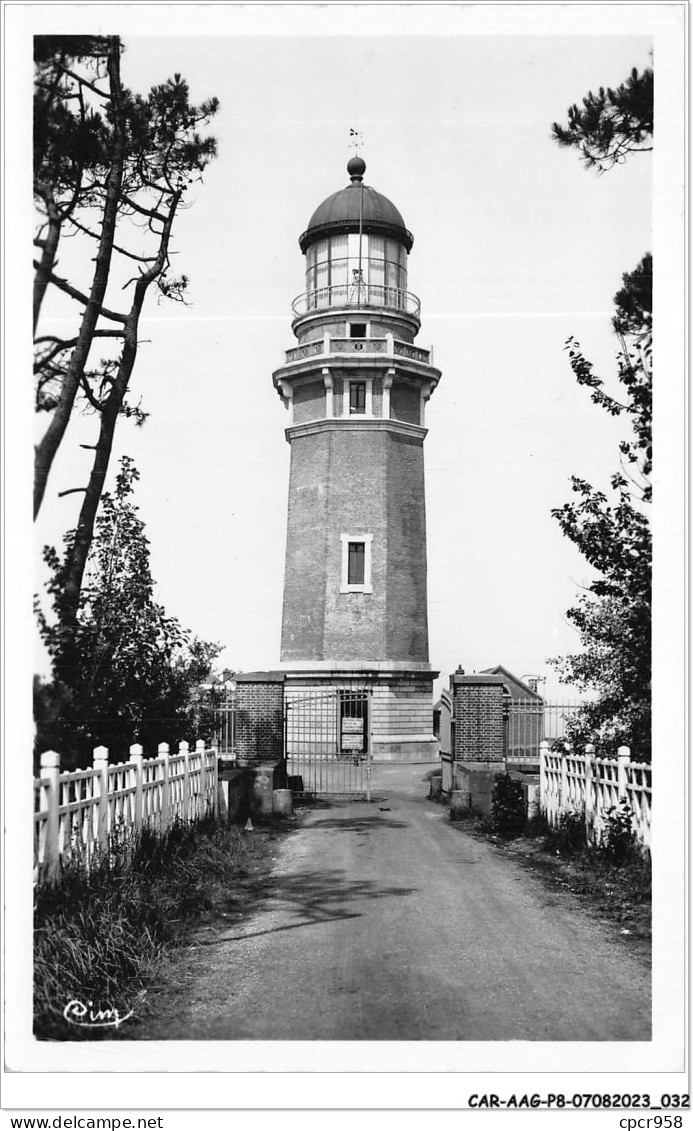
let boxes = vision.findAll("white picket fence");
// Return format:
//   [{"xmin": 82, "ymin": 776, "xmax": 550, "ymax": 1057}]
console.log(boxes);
[
  {"xmin": 34, "ymin": 741, "xmax": 219, "ymax": 884},
  {"xmin": 540, "ymin": 741, "xmax": 651, "ymax": 851}
]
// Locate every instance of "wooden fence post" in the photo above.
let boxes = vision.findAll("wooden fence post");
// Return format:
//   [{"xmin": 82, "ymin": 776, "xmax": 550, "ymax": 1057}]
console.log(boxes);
[
  {"xmin": 130, "ymin": 744, "xmax": 144, "ymax": 833},
  {"xmin": 196, "ymin": 739, "xmax": 207, "ymax": 818},
  {"xmin": 617, "ymin": 745, "xmax": 630, "ymax": 804},
  {"xmin": 159, "ymin": 742, "xmax": 170, "ymax": 830},
  {"xmin": 180, "ymin": 741, "xmax": 190, "ymax": 822},
  {"xmin": 584, "ymin": 743, "xmax": 595, "ymax": 845},
  {"xmin": 539, "ymin": 741, "xmax": 549, "ymax": 819},
  {"xmin": 40, "ymin": 750, "xmax": 61, "ymax": 883},
  {"xmin": 93, "ymin": 745, "xmax": 110, "ymax": 855}
]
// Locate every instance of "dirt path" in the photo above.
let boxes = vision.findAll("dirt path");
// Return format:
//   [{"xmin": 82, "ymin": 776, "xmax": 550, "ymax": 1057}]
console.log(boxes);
[{"xmin": 132, "ymin": 763, "xmax": 650, "ymax": 1041}]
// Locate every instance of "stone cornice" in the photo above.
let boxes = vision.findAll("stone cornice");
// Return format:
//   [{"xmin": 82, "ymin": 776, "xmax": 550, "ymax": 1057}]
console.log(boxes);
[
  {"xmin": 286, "ymin": 418, "xmax": 428, "ymax": 442},
  {"xmin": 272, "ymin": 354, "xmax": 442, "ymax": 389},
  {"xmin": 281, "ymin": 662, "xmax": 439, "ymax": 678}
]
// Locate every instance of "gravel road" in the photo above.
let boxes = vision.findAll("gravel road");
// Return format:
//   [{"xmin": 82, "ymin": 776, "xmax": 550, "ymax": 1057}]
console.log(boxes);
[{"xmin": 134, "ymin": 762, "xmax": 650, "ymax": 1041}]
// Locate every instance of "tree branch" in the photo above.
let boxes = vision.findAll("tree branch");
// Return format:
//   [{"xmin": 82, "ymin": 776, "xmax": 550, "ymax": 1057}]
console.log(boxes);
[
  {"xmin": 34, "ymin": 329, "xmax": 125, "ymax": 371},
  {"xmin": 35, "ymin": 265, "xmax": 128, "ymax": 323},
  {"xmin": 54, "ymin": 61, "xmax": 110, "ymax": 101},
  {"xmin": 66, "ymin": 214, "xmax": 159, "ymax": 262}
]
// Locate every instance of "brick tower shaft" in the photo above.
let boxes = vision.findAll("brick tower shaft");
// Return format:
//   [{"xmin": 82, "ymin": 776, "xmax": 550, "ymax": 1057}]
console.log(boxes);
[{"xmin": 273, "ymin": 158, "xmax": 441, "ymax": 761}]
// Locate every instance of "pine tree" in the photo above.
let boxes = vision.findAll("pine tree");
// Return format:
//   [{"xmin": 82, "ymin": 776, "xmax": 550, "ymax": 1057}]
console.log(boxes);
[
  {"xmin": 551, "ymin": 66, "xmax": 653, "ymax": 172},
  {"xmin": 33, "ymin": 36, "xmax": 218, "ymax": 635}
]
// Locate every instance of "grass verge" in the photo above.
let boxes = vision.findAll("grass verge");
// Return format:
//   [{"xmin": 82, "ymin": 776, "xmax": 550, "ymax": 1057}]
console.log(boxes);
[
  {"xmin": 34, "ymin": 815, "xmax": 292, "ymax": 1040},
  {"xmin": 447, "ymin": 807, "xmax": 651, "ymax": 948}
]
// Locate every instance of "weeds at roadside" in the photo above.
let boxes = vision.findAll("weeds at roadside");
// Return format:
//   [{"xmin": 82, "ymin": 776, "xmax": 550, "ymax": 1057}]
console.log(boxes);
[
  {"xmin": 34, "ymin": 816, "xmax": 292, "ymax": 1041},
  {"xmin": 445, "ymin": 786, "xmax": 651, "ymax": 945}
]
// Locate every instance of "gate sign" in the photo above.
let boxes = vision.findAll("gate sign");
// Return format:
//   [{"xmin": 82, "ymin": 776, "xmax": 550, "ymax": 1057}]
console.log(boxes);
[{"xmin": 341, "ymin": 716, "xmax": 365, "ymax": 752}]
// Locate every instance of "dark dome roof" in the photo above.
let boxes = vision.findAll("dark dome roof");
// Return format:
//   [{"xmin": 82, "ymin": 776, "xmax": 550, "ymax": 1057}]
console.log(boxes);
[{"xmin": 299, "ymin": 159, "xmax": 413, "ymax": 253}]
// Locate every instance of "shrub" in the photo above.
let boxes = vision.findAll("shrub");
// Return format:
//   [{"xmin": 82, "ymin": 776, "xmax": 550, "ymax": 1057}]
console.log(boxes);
[
  {"xmin": 555, "ymin": 809, "xmax": 588, "ymax": 855},
  {"xmin": 491, "ymin": 773, "xmax": 526, "ymax": 838},
  {"xmin": 600, "ymin": 802, "xmax": 638, "ymax": 864}
]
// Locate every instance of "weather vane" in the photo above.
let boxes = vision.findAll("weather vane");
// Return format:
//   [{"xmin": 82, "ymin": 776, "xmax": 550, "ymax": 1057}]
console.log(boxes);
[{"xmin": 349, "ymin": 127, "xmax": 363, "ymax": 153}]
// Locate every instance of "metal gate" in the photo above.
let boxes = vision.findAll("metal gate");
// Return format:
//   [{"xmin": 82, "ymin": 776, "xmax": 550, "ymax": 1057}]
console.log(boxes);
[
  {"xmin": 505, "ymin": 699, "xmax": 545, "ymax": 765},
  {"xmin": 284, "ymin": 686, "xmax": 372, "ymax": 799},
  {"xmin": 504, "ymin": 700, "xmax": 585, "ymax": 766}
]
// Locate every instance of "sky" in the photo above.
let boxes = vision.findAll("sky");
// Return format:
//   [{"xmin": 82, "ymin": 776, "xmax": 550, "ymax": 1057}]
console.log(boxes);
[{"xmin": 28, "ymin": 16, "xmax": 657, "ymax": 705}]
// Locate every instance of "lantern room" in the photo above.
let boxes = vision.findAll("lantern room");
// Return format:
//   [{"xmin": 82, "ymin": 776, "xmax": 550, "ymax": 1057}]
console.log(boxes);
[{"xmin": 292, "ymin": 157, "xmax": 421, "ymax": 336}]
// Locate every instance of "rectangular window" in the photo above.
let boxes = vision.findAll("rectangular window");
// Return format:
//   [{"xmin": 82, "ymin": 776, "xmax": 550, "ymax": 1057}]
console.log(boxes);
[
  {"xmin": 340, "ymin": 532, "xmax": 372, "ymax": 593},
  {"xmin": 347, "ymin": 542, "xmax": 365, "ymax": 586},
  {"xmin": 349, "ymin": 323, "xmax": 367, "ymax": 338},
  {"xmin": 349, "ymin": 382, "xmax": 366, "ymax": 414}
]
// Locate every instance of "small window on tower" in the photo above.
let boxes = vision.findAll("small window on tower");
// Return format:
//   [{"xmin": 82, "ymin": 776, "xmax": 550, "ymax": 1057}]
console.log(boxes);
[
  {"xmin": 347, "ymin": 542, "xmax": 365, "ymax": 586},
  {"xmin": 349, "ymin": 382, "xmax": 366, "ymax": 414},
  {"xmin": 350, "ymin": 323, "xmax": 367, "ymax": 339},
  {"xmin": 340, "ymin": 532, "xmax": 372, "ymax": 593}
]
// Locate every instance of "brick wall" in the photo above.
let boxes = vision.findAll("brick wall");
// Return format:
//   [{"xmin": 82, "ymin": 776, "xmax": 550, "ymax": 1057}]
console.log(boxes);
[
  {"xmin": 293, "ymin": 379, "xmax": 325, "ymax": 423},
  {"xmin": 451, "ymin": 674, "xmax": 507, "ymax": 763},
  {"xmin": 323, "ymin": 429, "xmax": 389, "ymax": 659},
  {"xmin": 281, "ymin": 432, "xmax": 329, "ymax": 660},
  {"xmin": 233, "ymin": 674, "xmax": 285, "ymax": 765},
  {"xmin": 281, "ymin": 426, "xmax": 430, "ymax": 665},
  {"xmin": 385, "ymin": 432, "xmax": 429, "ymax": 661},
  {"xmin": 390, "ymin": 381, "xmax": 421, "ymax": 425}
]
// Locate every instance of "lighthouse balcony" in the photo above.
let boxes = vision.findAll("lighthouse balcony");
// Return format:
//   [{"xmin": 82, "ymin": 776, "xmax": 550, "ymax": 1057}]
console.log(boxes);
[
  {"xmin": 284, "ymin": 334, "xmax": 431, "ymax": 367},
  {"xmin": 291, "ymin": 283, "xmax": 420, "ymax": 321}
]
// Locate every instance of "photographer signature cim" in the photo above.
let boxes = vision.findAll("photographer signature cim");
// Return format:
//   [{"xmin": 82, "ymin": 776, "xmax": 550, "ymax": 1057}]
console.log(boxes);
[{"xmin": 63, "ymin": 999, "xmax": 134, "ymax": 1029}]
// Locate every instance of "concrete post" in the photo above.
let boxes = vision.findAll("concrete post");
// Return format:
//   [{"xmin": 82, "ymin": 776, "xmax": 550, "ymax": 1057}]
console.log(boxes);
[
  {"xmin": 584, "ymin": 743, "xmax": 595, "ymax": 845},
  {"xmin": 40, "ymin": 750, "xmax": 60, "ymax": 883},
  {"xmin": 560, "ymin": 744, "xmax": 569, "ymax": 815},
  {"xmin": 179, "ymin": 740, "xmax": 190, "ymax": 822},
  {"xmin": 130, "ymin": 744, "xmax": 144, "ymax": 833},
  {"xmin": 159, "ymin": 742, "xmax": 170, "ymax": 830},
  {"xmin": 539, "ymin": 740, "xmax": 549, "ymax": 820},
  {"xmin": 93, "ymin": 745, "xmax": 110, "ymax": 855},
  {"xmin": 196, "ymin": 739, "xmax": 207, "ymax": 817},
  {"xmin": 272, "ymin": 788, "xmax": 293, "ymax": 816},
  {"xmin": 526, "ymin": 782, "xmax": 540, "ymax": 821},
  {"xmin": 212, "ymin": 748, "xmax": 220, "ymax": 820},
  {"xmin": 617, "ymin": 745, "xmax": 630, "ymax": 803},
  {"xmin": 450, "ymin": 789, "xmax": 471, "ymax": 817}
]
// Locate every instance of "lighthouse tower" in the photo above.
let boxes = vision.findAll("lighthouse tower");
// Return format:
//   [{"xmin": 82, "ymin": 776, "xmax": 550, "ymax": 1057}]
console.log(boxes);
[{"xmin": 273, "ymin": 157, "xmax": 441, "ymax": 762}]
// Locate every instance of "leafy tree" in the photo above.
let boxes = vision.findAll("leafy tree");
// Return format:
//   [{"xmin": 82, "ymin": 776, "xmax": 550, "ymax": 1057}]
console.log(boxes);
[
  {"xmin": 551, "ymin": 256, "xmax": 651, "ymax": 759},
  {"xmin": 33, "ymin": 35, "xmax": 218, "ymax": 636},
  {"xmin": 551, "ymin": 66, "xmax": 653, "ymax": 172},
  {"xmin": 550, "ymin": 63, "xmax": 652, "ymax": 758},
  {"xmin": 36, "ymin": 457, "xmax": 220, "ymax": 770}
]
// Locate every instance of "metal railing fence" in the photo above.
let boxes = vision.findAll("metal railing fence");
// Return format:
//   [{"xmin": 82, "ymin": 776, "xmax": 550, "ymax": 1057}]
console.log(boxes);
[
  {"xmin": 505, "ymin": 700, "xmax": 584, "ymax": 765},
  {"xmin": 291, "ymin": 283, "xmax": 421, "ymax": 319}
]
